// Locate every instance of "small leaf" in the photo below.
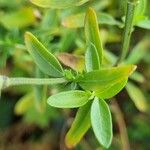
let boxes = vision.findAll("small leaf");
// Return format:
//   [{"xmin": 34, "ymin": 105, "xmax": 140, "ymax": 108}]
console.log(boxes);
[
  {"xmin": 30, "ymin": 0, "xmax": 89, "ymax": 9},
  {"xmin": 85, "ymin": 42, "xmax": 100, "ymax": 72},
  {"xmin": 65, "ymin": 101, "xmax": 91, "ymax": 148},
  {"xmin": 25, "ymin": 32, "xmax": 64, "ymax": 77},
  {"xmin": 126, "ymin": 39, "xmax": 149, "ymax": 64},
  {"xmin": 91, "ymin": 97, "xmax": 112, "ymax": 148},
  {"xmin": 15, "ymin": 93, "xmax": 34, "ymax": 115},
  {"xmin": 0, "ymin": 7, "xmax": 36, "ymax": 29},
  {"xmin": 47, "ymin": 90, "xmax": 91, "ymax": 108},
  {"xmin": 77, "ymin": 65, "xmax": 136, "ymax": 98},
  {"xmin": 85, "ymin": 8, "xmax": 103, "ymax": 65},
  {"xmin": 126, "ymin": 82, "xmax": 148, "ymax": 112},
  {"xmin": 62, "ymin": 12, "xmax": 121, "ymax": 28}
]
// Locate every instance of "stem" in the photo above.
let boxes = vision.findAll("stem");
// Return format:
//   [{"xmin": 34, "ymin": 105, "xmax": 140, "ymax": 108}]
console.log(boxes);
[
  {"xmin": 0, "ymin": 76, "xmax": 67, "ymax": 89},
  {"xmin": 118, "ymin": 1, "xmax": 137, "ymax": 63},
  {"xmin": 111, "ymin": 99, "xmax": 130, "ymax": 150}
]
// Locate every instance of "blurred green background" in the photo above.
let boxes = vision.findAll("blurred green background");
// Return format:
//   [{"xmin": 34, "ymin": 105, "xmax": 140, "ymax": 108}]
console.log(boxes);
[{"xmin": 0, "ymin": 0, "xmax": 150, "ymax": 149}]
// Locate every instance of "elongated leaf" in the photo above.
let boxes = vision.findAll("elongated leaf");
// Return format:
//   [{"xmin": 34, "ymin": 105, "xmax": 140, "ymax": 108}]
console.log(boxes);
[
  {"xmin": 85, "ymin": 8, "xmax": 103, "ymax": 65},
  {"xmin": 91, "ymin": 97, "xmax": 112, "ymax": 148},
  {"xmin": 47, "ymin": 90, "xmax": 91, "ymax": 108},
  {"xmin": 0, "ymin": 7, "xmax": 36, "ymax": 29},
  {"xmin": 126, "ymin": 82, "xmax": 148, "ymax": 112},
  {"xmin": 30, "ymin": 0, "xmax": 89, "ymax": 9},
  {"xmin": 65, "ymin": 101, "xmax": 91, "ymax": 148},
  {"xmin": 96, "ymin": 77, "xmax": 127, "ymax": 99},
  {"xmin": 62, "ymin": 12, "xmax": 121, "ymax": 28},
  {"xmin": 85, "ymin": 42, "xmax": 100, "ymax": 72},
  {"xmin": 25, "ymin": 32, "xmax": 64, "ymax": 77},
  {"xmin": 126, "ymin": 39, "xmax": 149, "ymax": 64},
  {"xmin": 77, "ymin": 65, "xmax": 136, "ymax": 95}
]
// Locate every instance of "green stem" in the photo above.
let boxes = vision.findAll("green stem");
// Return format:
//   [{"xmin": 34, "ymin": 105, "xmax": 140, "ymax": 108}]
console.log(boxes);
[
  {"xmin": 0, "ymin": 75, "xmax": 67, "ymax": 89},
  {"xmin": 118, "ymin": 1, "xmax": 137, "ymax": 63}
]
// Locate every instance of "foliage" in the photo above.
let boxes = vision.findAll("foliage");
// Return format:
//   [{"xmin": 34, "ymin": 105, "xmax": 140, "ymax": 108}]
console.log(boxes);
[{"xmin": 0, "ymin": 0, "xmax": 150, "ymax": 149}]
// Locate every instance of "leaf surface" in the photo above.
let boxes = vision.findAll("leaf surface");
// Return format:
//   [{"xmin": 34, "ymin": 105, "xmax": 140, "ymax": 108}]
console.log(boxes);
[
  {"xmin": 25, "ymin": 32, "xmax": 63, "ymax": 77},
  {"xmin": 91, "ymin": 97, "xmax": 112, "ymax": 148},
  {"xmin": 65, "ymin": 101, "xmax": 91, "ymax": 148},
  {"xmin": 30, "ymin": 0, "xmax": 89, "ymax": 8},
  {"xmin": 78, "ymin": 65, "xmax": 136, "ymax": 98},
  {"xmin": 47, "ymin": 90, "xmax": 91, "ymax": 108},
  {"xmin": 85, "ymin": 8, "xmax": 103, "ymax": 65},
  {"xmin": 126, "ymin": 82, "xmax": 148, "ymax": 112}
]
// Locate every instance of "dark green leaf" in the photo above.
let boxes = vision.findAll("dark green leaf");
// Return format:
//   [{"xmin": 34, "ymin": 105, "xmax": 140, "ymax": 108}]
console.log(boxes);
[
  {"xmin": 91, "ymin": 97, "xmax": 112, "ymax": 148},
  {"xmin": 25, "ymin": 32, "xmax": 64, "ymax": 77},
  {"xmin": 65, "ymin": 101, "xmax": 91, "ymax": 148},
  {"xmin": 47, "ymin": 90, "xmax": 91, "ymax": 108}
]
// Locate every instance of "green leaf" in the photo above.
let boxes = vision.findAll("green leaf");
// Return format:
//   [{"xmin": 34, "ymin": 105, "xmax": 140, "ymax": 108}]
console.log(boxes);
[
  {"xmin": 136, "ymin": 19, "xmax": 150, "ymax": 30},
  {"xmin": 65, "ymin": 101, "xmax": 91, "ymax": 148},
  {"xmin": 134, "ymin": 0, "xmax": 147, "ymax": 19},
  {"xmin": 14, "ymin": 93, "xmax": 34, "ymax": 115},
  {"xmin": 62, "ymin": 12, "xmax": 122, "ymax": 28},
  {"xmin": 96, "ymin": 77, "xmax": 128, "ymax": 99},
  {"xmin": 126, "ymin": 82, "xmax": 148, "ymax": 112},
  {"xmin": 85, "ymin": 42, "xmax": 100, "ymax": 72},
  {"xmin": 47, "ymin": 90, "xmax": 91, "ymax": 108},
  {"xmin": 77, "ymin": 65, "xmax": 136, "ymax": 99},
  {"xmin": 30, "ymin": 0, "xmax": 89, "ymax": 9},
  {"xmin": 85, "ymin": 8, "xmax": 103, "ymax": 65},
  {"xmin": 25, "ymin": 32, "xmax": 64, "ymax": 77},
  {"xmin": 126, "ymin": 39, "xmax": 149, "ymax": 64},
  {"xmin": 91, "ymin": 97, "xmax": 112, "ymax": 148},
  {"xmin": 0, "ymin": 7, "xmax": 36, "ymax": 29}
]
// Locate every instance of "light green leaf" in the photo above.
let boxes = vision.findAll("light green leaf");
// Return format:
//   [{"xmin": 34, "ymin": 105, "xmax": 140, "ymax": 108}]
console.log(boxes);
[
  {"xmin": 14, "ymin": 93, "xmax": 34, "ymax": 115},
  {"xmin": 62, "ymin": 12, "xmax": 121, "ymax": 28},
  {"xmin": 96, "ymin": 77, "xmax": 127, "ymax": 99},
  {"xmin": 85, "ymin": 42, "xmax": 100, "ymax": 72},
  {"xmin": 134, "ymin": 0, "xmax": 147, "ymax": 19},
  {"xmin": 126, "ymin": 82, "xmax": 148, "ymax": 112},
  {"xmin": 77, "ymin": 65, "xmax": 136, "ymax": 98},
  {"xmin": 25, "ymin": 32, "xmax": 64, "ymax": 77},
  {"xmin": 0, "ymin": 7, "xmax": 36, "ymax": 29},
  {"xmin": 65, "ymin": 101, "xmax": 91, "ymax": 148},
  {"xmin": 30, "ymin": 0, "xmax": 89, "ymax": 9},
  {"xmin": 47, "ymin": 90, "xmax": 91, "ymax": 108},
  {"xmin": 136, "ymin": 19, "xmax": 150, "ymax": 30},
  {"xmin": 129, "ymin": 71, "xmax": 145, "ymax": 83},
  {"xmin": 91, "ymin": 97, "xmax": 112, "ymax": 148},
  {"xmin": 126, "ymin": 39, "xmax": 149, "ymax": 64},
  {"xmin": 85, "ymin": 8, "xmax": 103, "ymax": 65}
]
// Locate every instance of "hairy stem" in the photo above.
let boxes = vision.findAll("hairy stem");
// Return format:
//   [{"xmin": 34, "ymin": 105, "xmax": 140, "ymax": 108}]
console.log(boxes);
[
  {"xmin": 118, "ymin": 1, "xmax": 137, "ymax": 63},
  {"xmin": 0, "ymin": 75, "xmax": 67, "ymax": 89}
]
